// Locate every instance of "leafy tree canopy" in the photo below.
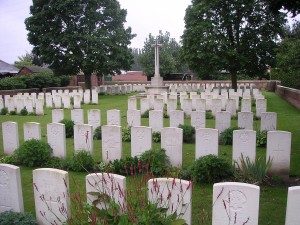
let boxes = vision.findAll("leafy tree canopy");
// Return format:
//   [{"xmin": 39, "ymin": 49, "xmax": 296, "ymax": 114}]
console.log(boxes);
[
  {"xmin": 25, "ymin": 0, "xmax": 135, "ymax": 89},
  {"xmin": 182, "ymin": 0, "xmax": 286, "ymax": 90},
  {"xmin": 137, "ymin": 31, "xmax": 188, "ymax": 78},
  {"xmin": 265, "ymin": 0, "xmax": 300, "ymax": 17},
  {"xmin": 14, "ymin": 52, "xmax": 34, "ymax": 69}
]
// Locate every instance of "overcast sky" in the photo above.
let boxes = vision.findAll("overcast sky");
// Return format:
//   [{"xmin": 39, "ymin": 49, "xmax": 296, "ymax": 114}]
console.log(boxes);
[{"xmin": 0, "ymin": 0, "xmax": 191, "ymax": 64}]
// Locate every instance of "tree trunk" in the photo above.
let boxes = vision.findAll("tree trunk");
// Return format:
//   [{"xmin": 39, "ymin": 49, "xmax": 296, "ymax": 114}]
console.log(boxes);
[
  {"xmin": 231, "ymin": 71, "xmax": 238, "ymax": 91},
  {"xmin": 84, "ymin": 73, "xmax": 92, "ymax": 99}
]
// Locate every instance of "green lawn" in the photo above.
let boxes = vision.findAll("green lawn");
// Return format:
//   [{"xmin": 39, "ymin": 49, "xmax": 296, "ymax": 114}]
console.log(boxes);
[{"xmin": 0, "ymin": 91, "xmax": 299, "ymax": 225}]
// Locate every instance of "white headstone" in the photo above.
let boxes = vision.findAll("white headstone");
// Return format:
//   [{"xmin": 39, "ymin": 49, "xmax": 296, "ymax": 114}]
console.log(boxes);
[
  {"xmin": 87, "ymin": 109, "xmax": 101, "ymax": 131},
  {"xmin": 71, "ymin": 109, "xmax": 84, "ymax": 125},
  {"xmin": 92, "ymin": 89, "xmax": 98, "ymax": 104},
  {"xmin": 196, "ymin": 128, "xmax": 218, "ymax": 158},
  {"xmin": 161, "ymin": 127, "xmax": 183, "ymax": 167},
  {"xmin": 241, "ymin": 99, "xmax": 251, "ymax": 112},
  {"xmin": 127, "ymin": 109, "xmax": 141, "ymax": 127},
  {"xmin": 0, "ymin": 164, "xmax": 24, "ymax": 213},
  {"xmin": 140, "ymin": 98, "xmax": 150, "ymax": 114},
  {"xmin": 33, "ymin": 168, "xmax": 70, "ymax": 225},
  {"xmin": 45, "ymin": 93, "xmax": 53, "ymax": 108},
  {"xmin": 107, "ymin": 109, "xmax": 121, "ymax": 126},
  {"xmin": 53, "ymin": 95, "xmax": 62, "ymax": 109},
  {"xmin": 169, "ymin": 110, "xmax": 184, "ymax": 128},
  {"xmin": 226, "ymin": 99, "xmax": 237, "ymax": 117},
  {"xmin": 266, "ymin": 131, "xmax": 291, "ymax": 178},
  {"xmin": 52, "ymin": 109, "xmax": 64, "ymax": 123},
  {"xmin": 260, "ymin": 112, "xmax": 277, "ymax": 131},
  {"xmin": 23, "ymin": 122, "xmax": 41, "ymax": 141},
  {"xmin": 2, "ymin": 122, "xmax": 19, "ymax": 155},
  {"xmin": 47, "ymin": 123, "xmax": 66, "ymax": 158},
  {"xmin": 238, "ymin": 112, "xmax": 254, "ymax": 130},
  {"xmin": 62, "ymin": 94, "xmax": 71, "ymax": 109},
  {"xmin": 73, "ymin": 94, "xmax": 81, "ymax": 109},
  {"xmin": 74, "ymin": 124, "xmax": 93, "ymax": 154},
  {"xmin": 213, "ymin": 182, "xmax": 260, "ymax": 225},
  {"xmin": 84, "ymin": 90, "xmax": 91, "ymax": 104},
  {"xmin": 182, "ymin": 99, "xmax": 192, "ymax": 116},
  {"xmin": 167, "ymin": 99, "xmax": 177, "ymax": 115},
  {"xmin": 128, "ymin": 97, "xmax": 137, "ymax": 110},
  {"xmin": 215, "ymin": 111, "xmax": 231, "ymax": 134},
  {"xmin": 131, "ymin": 126, "xmax": 152, "ymax": 157},
  {"xmin": 285, "ymin": 186, "xmax": 300, "ymax": 225},
  {"xmin": 149, "ymin": 110, "xmax": 163, "ymax": 132},
  {"xmin": 255, "ymin": 99, "xmax": 267, "ymax": 118},
  {"xmin": 154, "ymin": 98, "xmax": 164, "ymax": 111},
  {"xmin": 86, "ymin": 173, "xmax": 126, "ymax": 213},
  {"xmin": 232, "ymin": 130, "xmax": 256, "ymax": 166},
  {"xmin": 191, "ymin": 111, "xmax": 206, "ymax": 129},
  {"xmin": 211, "ymin": 99, "xmax": 222, "ymax": 117},
  {"xmin": 102, "ymin": 125, "xmax": 122, "ymax": 163},
  {"xmin": 148, "ymin": 178, "xmax": 192, "ymax": 225},
  {"xmin": 24, "ymin": 97, "xmax": 34, "ymax": 113},
  {"xmin": 195, "ymin": 99, "xmax": 206, "ymax": 112},
  {"xmin": 35, "ymin": 98, "xmax": 44, "ymax": 115},
  {"xmin": 16, "ymin": 98, "xmax": 24, "ymax": 114}
]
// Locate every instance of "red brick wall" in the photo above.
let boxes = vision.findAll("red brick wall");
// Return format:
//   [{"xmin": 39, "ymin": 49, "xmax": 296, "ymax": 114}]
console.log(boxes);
[
  {"xmin": 275, "ymin": 85, "xmax": 300, "ymax": 110},
  {"xmin": 18, "ymin": 68, "xmax": 33, "ymax": 75}
]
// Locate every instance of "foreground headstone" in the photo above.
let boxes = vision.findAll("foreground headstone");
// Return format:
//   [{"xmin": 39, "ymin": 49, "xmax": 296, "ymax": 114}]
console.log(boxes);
[
  {"xmin": 0, "ymin": 164, "xmax": 24, "ymax": 212},
  {"xmin": 47, "ymin": 123, "xmax": 66, "ymax": 158},
  {"xmin": 267, "ymin": 131, "xmax": 291, "ymax": 178},
  {"xmin": 33, "ymin": 168, "xmax": 70, "ymax": 225},
  {"xmin": 196, "ymin": 128, "xmax": 218, "ymax": 158},
  {"xmin": 86, "ymin": 173, "xmax": 126, "ymax": 212},
  {"xmin": 232, "ymin": 130, "xmax": 256, "ymax": 166},
  {"xmin": 2, "ymin": 122, "xmax": 19, "ymax": 155},
  {"xmin": 102, "ymin": 125, "xmax": 122, "ymax": 163},
  {"xmin": 148, "ymin": 178, "xmax": 192, "ymax": 225},
  {"xmin": 285, "ymin": 186, "xmax": 300, "ymax": 225},
  {"xmin": 74, "ymin": 124, "xmax": 93, "ymax": 154},
  {"xmin": 213, "ymin": 182, "xmax": 260, "ymax": 225},
  {"xmin": 131, "ymin": 126, "xmax": 152, "ymax": 157},
  {"xmin": 23, "ymin": 122, "xmax": 41, "ymax": 141},
  {"xmin": 107, "ymin": 109, "xmax": 121, "ymax": 126},
  {"xmin": 161, "ymin": 127, "xmax": 183, "ymax": 167}
]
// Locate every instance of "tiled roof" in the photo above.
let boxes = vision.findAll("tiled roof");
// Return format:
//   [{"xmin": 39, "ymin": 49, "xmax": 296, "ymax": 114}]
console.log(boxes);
[
  {"xmin": 0, "ymin": 60, "xmax": 19, "ymax": 75},
  {"xmin": 112, "ymin": 71, "xmax": 147, "ymax": 81}
]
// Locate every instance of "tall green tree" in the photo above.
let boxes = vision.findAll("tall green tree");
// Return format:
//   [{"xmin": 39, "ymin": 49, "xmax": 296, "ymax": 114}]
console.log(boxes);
[
  {"xmin": 137, "ymin": 31, "xmax": 188, "ymax": 79},
  {"xmin": 182, "ymin": 0, "xmax": 286, "ymax": 90},
  {"xmin": 274, "ymin": 22, "xmax": 300, "ymax": 89},
  {"xmin": 14, "ymin": 52, "xmax": 34, "ymax": 69},
  {"xmin": 25, "ymin": 0, "xmax": 134, "ymax": 89},
  {"xmin": 264, "ymin": 0, "xmax": 300, "ymax": 17}
]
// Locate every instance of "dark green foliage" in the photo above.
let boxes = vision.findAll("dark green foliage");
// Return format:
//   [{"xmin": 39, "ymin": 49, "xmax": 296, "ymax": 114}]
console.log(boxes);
[
  {"xmin": 71, "ymin": 150, "xmax": 95, "ymax": 172},
  {"xmin": 59, "ymin": 119, "xmax": 74, "ymax": 138},
  {"xmin": 43, "ymin": 156, "xmax": 63, "ymax": 169},
  {"xmin": 59, "ymin": 75, "xmax": 71, "ymax": 86},
  {"xmin": 0, "ymin": 154, "xmax": 18, "ymax": 164},
  {"xmin": 0, "ymin": 211, "xmax": 37, "ymax": 225},
  {"xmin": 109, "ymin": 156, "xmax": 140, "ymax": 175},
  {"xmin": 152, "ymin": 131, "xmax": 161, "ymax": 143},
  {"xmin": 256, "ymin": 130, "xmax": 268, "ymax": 147},
  {"xmin": 20, "ymin": 107, "xmax": 28, "ymax": 116},
  {"xmin": 9, "ymin": 110, "xmax": 17, "ymax": 115},
  {"xmin": 141, "ymin": 109, "xmax": 150, "ymax": 118},
  {"xmin": 206, "ymin": 111, "xmax": 213, "ymax": 119},
  {"xmin": 0, "ymin": 77, "xmax": 26, "ymax": 90},
  {"xmin": 15, "ymin": 139, "xmax": 53, "ymax": 167},
  {"xmin": 122, "ymin": 127, "xmax": 131, "ymax": 142},
  {"xmin": 219, "ymin": 127, "xmax": 241, "ymax": 145},
  {"xmin": 140, "ymin": 148, "xmax": 171, "ymax": 176},
  {"xmin": 20, "ymin": 72, "xmax": 59, "ymax": 89},
  {"xmin": 0, "ymin": 107, "xmax": 8, "ymax": 115},
  {"xmin": 190, "ymin": 155, "xmax": 233, "ymax": 183},
  {"xmin": 93, "ymin": 126, "xmax": 102, "ymax": 140},
  {"xmin": 178, "ymin": 124, "xmax": 195, "ymax": 143}
]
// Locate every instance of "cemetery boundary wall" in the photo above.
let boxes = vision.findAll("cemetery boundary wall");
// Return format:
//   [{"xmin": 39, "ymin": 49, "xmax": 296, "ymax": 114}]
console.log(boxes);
[{"xmin": 275, "ymin": 85, "xmax": 300, "ymax": 110}]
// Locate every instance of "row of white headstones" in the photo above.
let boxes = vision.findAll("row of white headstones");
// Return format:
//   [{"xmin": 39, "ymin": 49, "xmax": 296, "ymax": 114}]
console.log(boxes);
[{"xmin": 0, "ymin": 165, "xmax": 298, "ymax": 225}]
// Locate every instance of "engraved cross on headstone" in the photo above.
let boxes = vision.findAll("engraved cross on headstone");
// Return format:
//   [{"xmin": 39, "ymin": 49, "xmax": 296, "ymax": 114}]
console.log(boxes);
[{"xmin": 152, "ymin": 39, "xmax": 162, "ymax": 78}]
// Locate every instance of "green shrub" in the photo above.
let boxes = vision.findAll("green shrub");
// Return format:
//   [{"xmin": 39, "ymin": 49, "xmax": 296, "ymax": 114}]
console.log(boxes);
[
  {"xmin": 20, "ymin": 107, "xmax": 28, "ymax": 116},
  {"xmin": 9, "ymin": 110, "xmax": 17, "ymax": 115},
  {"xmin": 0, "ymin": 154, "xmax": 18, "ymax": 164},
  {"xmin": 0, "ymin": 107, "xmax": 8, "ymax": 115},
  {"xmin": 152, "ymin": 131, "xmax": 161, "ymax": 143},
  {"xmin": 72, "ymin": 150, "xmax": 95, "ymax": 172},
  {"xmin": 141, "ymin": 109, "xmax": 150, "ymax": 118},
  {"xmin": 256, "ymin": 130, "xmax": 268, "ymax": 147},
  {"xmin": 59, "ymin": 119, "xmax": 75, "ymax": 138},
  {"xmin": 234, "ymin": 154, "xmax": 272, "ymax": 184},
  {"xmin": 122, "ymin": 127, "xmax": 131, "ymax": 142},
  {"xmin": 178, "ymin": 124, "xmax": 195, "ymax": 143},
  {"xmin": 190, "ymin": 154, "xmax": 233, "ymax": 183},
  {"xmin": 219, "ymin": 127, "xmax": 241, "ymax": 145},
  {"xmin": 206, "ymin": 111, "xmax": 213, "ymax": 119},
  {"xmin": 15, "ymin": 139, "xmax": 53, "ymax": 167},
  {"xmin": 109, "ymin": 156, "xmax": 140, "ymax": 175},
  {"xmin": 0, "ymin": 211, "xmax": 37, "ymax": 225},
  {"xmin": 59, "ymin": 75, "xmax": 71, "ymax": 86},
  {"xmin": 0, "ymin": 77, "xmax": 26, "ymax": 90},
  {"xmin": 93, "ymin": 126, "xmax": 102, "ymax": 140},
  {"xmin": 43, "ymin": 156, "xmax": 63, "ymax": 169},
  {"xmin": 140, "ymin": 148, "xmax": 171, "ymax": 176}
]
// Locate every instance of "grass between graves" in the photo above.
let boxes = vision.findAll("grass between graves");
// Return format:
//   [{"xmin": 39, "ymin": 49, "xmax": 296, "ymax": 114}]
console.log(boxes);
[{"xmin": 0, "ymin": 91, "xmax": 299, "ymax": 225}]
